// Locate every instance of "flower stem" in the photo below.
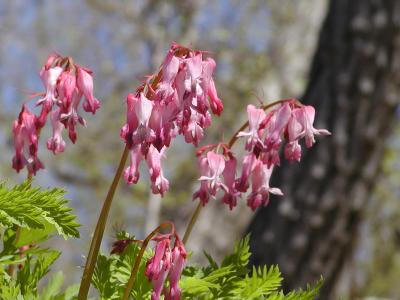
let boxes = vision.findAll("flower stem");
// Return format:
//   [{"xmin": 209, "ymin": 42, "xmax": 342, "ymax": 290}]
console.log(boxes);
[
  {"xmin": 182, "ymin": 201, "xmax": 203, "ymax": 244},
  {"xmin": 6, "ymin": 226, "xmax": 21, "ymax": 276},
  {"xmin": 122, "ymin": 221, "xmax": 173, "ymax": 300},
  {"xmin": 78, "ymin": 145, "xmax": 129, "ymax": 300},
  {"xmin": 181, "ymin": 98, "xmax": 295, "ymax": 245}
]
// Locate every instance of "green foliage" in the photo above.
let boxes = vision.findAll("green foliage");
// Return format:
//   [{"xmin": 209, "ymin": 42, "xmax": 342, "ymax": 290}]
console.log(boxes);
[
  {"xmin": 180, "ymin": 236, "xmax": 322, "ymax": 300},
  {"xmin": 0, "ymin": 181, "xmax": 321, "ymax": 300},
  {"xmin": 39, "ymin": 272, "xmax": 79, "ymax": 300},
  {"xmin": 0, "ymin": 181, "xmax": 80, "ymax": 239},
  {"xmin": 92, "ymin": 231, "xmax": 152, "ymax": 299},
  {"xmin": 17, "ymin": 249, "xmax": 61, "ymax": 295},
  {"xmin": 91, "ymin": 232, "xmax": 322, "ymax": 300},
  {"xmin": 0, "ymin": 181, "xmax": 80, "ymax": 299},
  {"xmin": 232, "ymin": 265, "xmax": 282, "ymax": 299}
]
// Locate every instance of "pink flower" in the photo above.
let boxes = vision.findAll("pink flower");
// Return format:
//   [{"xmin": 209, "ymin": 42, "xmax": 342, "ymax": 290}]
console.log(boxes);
[
  {"xmin": 184, "ymin": 54, "xmax": 204, "ymax": 100},
  {"xmin": 145, "ymin": 238, "xmax": 172, "ymax": 300},
  {"xmin": 292, "ymin": 105, "xmax": 331, "ymax": 148},
  {"xmin": 235, "ymin": 153, "xmax": 256, "ymax": 193},
  {"xmin": 165, "ymin": 239, "xmax": 187, "ymax": 300},
  {"xmin": 47, "ymin": 108, "xmax": 66, "ymax": 154},
  {"xmin": 60, "ymin": 90, "xmax": 86, "ymax": 143},
  {"xmin": 11, "ymin": 53, "xmax": 101, "ymax": 176},
  {"xmin": 207, "ymin": 77, "xmax": 223, "ymax": 116},
  {"xmin": 147, "ymin": 145, "xmax": 169, "ymax": 196},
  {"xmin": 284, "ymin": 141, "xmax": 302, "ymax": 162},
  {"xmin": 76, "ymin": 66, "xmax": 100, "ymax": 114},
  {"xmin": 120, "ymin": 93, "xmax": 139, "ymax": 148},
  {"xmin": 237, "ymin": 105, "xmax": 266, "ymax": 152},
  {"xmin": 145, "ymin": 232, "xmax": 187, "ymax": 300},
  {"xmin": 124, "ymin": 145, "xmax": 142, "ymax": 184},
  {"xmin": 191, "ymin": 100, "xmax": 330, "ymax": 211},
  {"xmin": 43, "ymin": 53, "xmax": 60, "ymax": 70},
  {"xmin": 247, "ymin": 160, "xmax": 283, "ymax": 211},
  {"xmin": 57, "ymin": 70, "xmax": 76, "ymax": 109},
  {"xmin": 192, "ymin": 155, "xmax": 211, "ymax": 205},
  {"xmin": 198, "ymin": 151, "xmax": 226, "ymax": 196},
  {"xmin": 149, "ymin": 101, "xmax": 178, "ymax": 150},
  {"xmin": 12, "ymin": 105, "xmax": 43, "ymax": 175},
  {"xmin": 222, "ymin": 156, "xmax": 239, "ymax": 209},
  {"xmin": 264, "ymin": 103, "xmax": 291, "ymax": 150},
  {"xmin": 284, "ymin": 112, "xmax": 303, "ymax": 161},
  {"xmin": 132, "ymin": 93, "xmax": 156, "ymax": 155},
  {"xmin": 120, "ymin": 43, "xmax": 223, "ymax": 196},
  {"xmin": 182, "ymin": 108, "xmax": 207, "ymax": 146},
  {"xmin": 157, "ymin": 51, "xmax": 180, "ymax": 101},
  {"xmin": 36, "ymin": 66, "xmax": 63, "ymax": 128}
]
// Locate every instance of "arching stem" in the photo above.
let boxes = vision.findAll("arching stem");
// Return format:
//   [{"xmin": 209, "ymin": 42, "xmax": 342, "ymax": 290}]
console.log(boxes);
[
  {"xmin": 78, "ymin": 145, "xmax": 129, "ymax": 300},
  {"xmin": 78, "ymin": 67, "xmax": 165, "ymax": 299}
]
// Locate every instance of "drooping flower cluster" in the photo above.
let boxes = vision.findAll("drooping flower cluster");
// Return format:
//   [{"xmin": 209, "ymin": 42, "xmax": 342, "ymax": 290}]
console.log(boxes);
[
  {"xmin": 145, "ymin": 233, "xmax": 187, "ymax": 300},
  {"xmin": 121, "ymin": 43, "xmax": 223, "ymax": 195},
  {"xmin": 193, "ymin": 99, "xmax": 331, "ymax": 211},
  {"xmin": 12, "ymin": 54, "xmax": 100, "ymax": 175}
]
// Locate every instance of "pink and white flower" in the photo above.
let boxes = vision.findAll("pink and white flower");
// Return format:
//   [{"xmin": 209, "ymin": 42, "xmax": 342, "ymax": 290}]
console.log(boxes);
[
  {"xmin": 237, "ymin": 105, "xmax": 266, "ymax": 152},
  {"xmin": 76, "ymin": 66, "xmax": 100, "ymax": 114},
  {"xmin": 165, "ymin": 239, "xmax": 187, "ymax": 300},
  {"xmin": 292, "ymin": 105, "xmax": 331, "ymax": 148},
  {"xmin": 247, "ymin": 160, "xmax": 283, "ymax": 211},
  {"xmin": 147, "ymin": 145, "xmax": 169, "ymax": 196},
  {"xmin": 47, "ymin": 108, "xmax": 66, "ymax": 154},
  {"xmin": 120, "ymin": 43, "xmax": 223, "ymax": 197},
  {"xmin": 12, "ymin": 105, "xmax": 43, "ymax": 175},
  {"xmin": 145, "ymin": 238, "xmax": 172, "ymax": 300},
  {"xmin": 12, "ymin": 53, "xmax": 101, "ymax": 175},
  {"xmin": 145, "ymin": 231, "xmax": 187, "ymax": 300}
]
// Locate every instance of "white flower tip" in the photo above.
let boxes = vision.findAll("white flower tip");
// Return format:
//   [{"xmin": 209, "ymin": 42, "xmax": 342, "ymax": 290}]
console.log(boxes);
[{"xmin": 270, "ymin": 188, "xmax": 283, "ymax": 196}]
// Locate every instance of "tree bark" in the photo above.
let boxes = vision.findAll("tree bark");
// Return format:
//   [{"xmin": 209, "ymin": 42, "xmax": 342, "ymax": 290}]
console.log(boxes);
[{"xmin": 247, "ymin": 0, "xmax": 400, "ymax": 298}]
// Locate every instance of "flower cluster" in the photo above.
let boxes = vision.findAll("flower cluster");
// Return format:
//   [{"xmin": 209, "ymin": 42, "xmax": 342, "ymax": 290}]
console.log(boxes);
[
  {"xmin": 193, "ymin": 99, "xmax": 331, "ymax": 211},
  {"xmin": 121, "ymin": 43, "xmax": 223, "ymax": 195},
  {"xmin": 12, "ymin": 54, "xmax": 100, "ymax": 175},
  {"xmin": 145, "ymin": 233, "xmax": 187, "ymax": 300}
]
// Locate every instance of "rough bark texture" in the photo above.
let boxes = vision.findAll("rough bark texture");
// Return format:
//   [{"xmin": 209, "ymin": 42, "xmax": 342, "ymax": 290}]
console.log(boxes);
[{"xmin": 247, "ymin": 0, "xmax": 400, "ymax": 298}]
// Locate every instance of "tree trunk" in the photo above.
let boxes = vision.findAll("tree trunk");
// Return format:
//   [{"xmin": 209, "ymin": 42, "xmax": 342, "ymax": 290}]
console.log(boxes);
[{"xmin": 247, "ymin": 0, "xmax": 400, "ymax": 298}]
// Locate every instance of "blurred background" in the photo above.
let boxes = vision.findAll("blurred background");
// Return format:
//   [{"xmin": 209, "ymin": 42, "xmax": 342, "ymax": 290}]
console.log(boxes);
[{"xmin": 1, "ymin": 0, "xmax": 399, "ymax": 299}]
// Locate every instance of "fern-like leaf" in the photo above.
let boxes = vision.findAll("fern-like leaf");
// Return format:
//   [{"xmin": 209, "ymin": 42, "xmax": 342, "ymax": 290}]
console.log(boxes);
[
  {"xmin": 0, "ymin": 181, "xmax": 80, "ymax": 239},
  {"xmin": 232, "ymin": 265, "xmax": 282, "ymax": 299}
]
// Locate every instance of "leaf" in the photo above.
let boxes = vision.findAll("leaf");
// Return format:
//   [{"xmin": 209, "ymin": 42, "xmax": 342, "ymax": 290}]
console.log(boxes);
[
  {"xmin": 39, "ymin": 272, "xmax": 79, "ymax": 300},
  {"xmin": 203, "ymin": 250, "xmax": 219, "ymax": 270},
  {"xmin": 0, "ymin": 271, "xmax": 23, "ymax": 299},
  {"xmin": 221, "ymin": 234, "xmax": 251, "ymax": 275},
  {"xmin": 0, "ymin": 181, "xmax": 80, "ymax": 239},
  {"xmin": 16, "ymin": 249, "xmax": 61, "ymax": 295},
  {"xmin": 92, "ymin": 254, "xmax": 118, "ymax": 300},
  {"xmin": 180, "ymin": 277, "xmax": 220, "ymax": 295},
  {"xmin": 233, "ymin": 265, "xmax": 282, "ymax": 299},
  {"xmin": 92, "ymin": 237, "xmax": 153, "ymax": 300},
  {"xmin": 50, "ymin": 284, "xmax": 79, "ymax": 300},
  {"xmin": 40, "ymin": 271, "xmax": 64, "ymax": 300},
  {"xmin": 16, "ymin": 223, "xmax": 57, "ymax": 247},
  {"xmin": 272, "ymin": 277, "xmax": 323, "ymax": 300}
]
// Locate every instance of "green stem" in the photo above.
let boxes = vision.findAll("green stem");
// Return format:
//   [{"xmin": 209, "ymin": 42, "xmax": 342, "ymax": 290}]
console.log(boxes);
[
  {"xmin": 121, "ymin": 221, "xmax": 173, "ymax": 300},
  {"xmin": 6, "ymin": 226, "xmax": 21, "ymax": 276},
  {"xmin": 181, "ymin": 98, "xmax": 295, "ymax": 245},
  {"xmin": 182, "ymin": 201, "xmax": 202, "ymax": 244},
  {"xmin": 78, "ymin": 145, "xmax": 129, "ymax": 300}
]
